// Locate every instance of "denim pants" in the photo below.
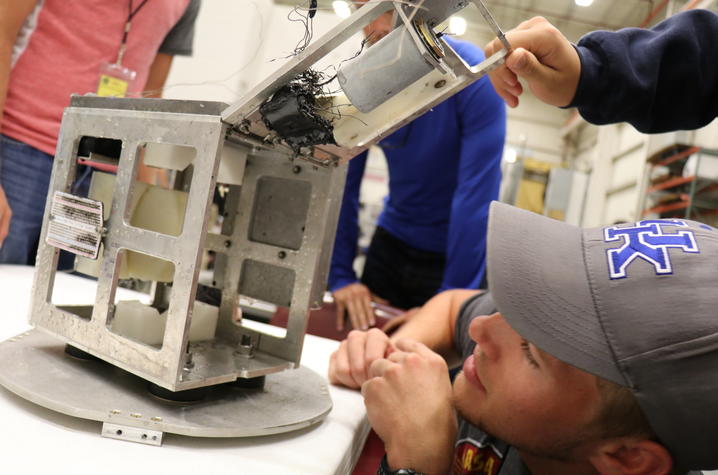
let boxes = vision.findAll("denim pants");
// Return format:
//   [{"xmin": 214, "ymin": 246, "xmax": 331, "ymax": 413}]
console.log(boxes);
[
  {"xmin": 360, "ymin": 226, "xmax": 446, "ymax": 310},
  {"xmin": 0, "ymin": 135, "xmax": 89, "ymax": 267}
]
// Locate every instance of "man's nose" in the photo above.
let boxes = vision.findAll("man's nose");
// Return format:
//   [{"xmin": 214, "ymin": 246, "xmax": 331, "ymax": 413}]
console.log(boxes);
[{"xmin": 468, "ymin": 312, "xmax": 503, "ymax": 360}]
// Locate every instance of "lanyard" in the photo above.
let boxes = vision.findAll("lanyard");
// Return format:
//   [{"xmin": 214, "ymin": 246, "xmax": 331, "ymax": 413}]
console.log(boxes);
[{"xmin": 116, "ymin": 0, "xmax": 151, "ymax": 65}]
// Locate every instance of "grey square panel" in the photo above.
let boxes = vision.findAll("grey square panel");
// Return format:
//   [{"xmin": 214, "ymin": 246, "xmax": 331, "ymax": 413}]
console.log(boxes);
[
  {"xmin": 239, "ymin": 259, "xmax": 295, "ymax": 307},
  {"xmin": 249, "ymin": 177, "xmax": 311, "ymax": 250}
]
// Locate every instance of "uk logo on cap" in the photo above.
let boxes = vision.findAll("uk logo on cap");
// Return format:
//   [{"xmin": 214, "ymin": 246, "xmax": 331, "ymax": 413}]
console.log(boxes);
[{"xmin": 604, "ymin": 220, "xmax": 699, "ymax": 279}]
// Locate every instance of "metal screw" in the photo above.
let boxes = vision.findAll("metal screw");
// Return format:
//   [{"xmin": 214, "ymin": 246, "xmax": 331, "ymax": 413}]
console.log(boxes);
[
  {"xmin": 292, "ymin": 165, "xmax": 301, "ymax": 174},
  {"xmin": 236, "ymin": 334, "xmax": 255, "ymax": 359},
  {"xmin": 224, "ymin": 240, "xmax": 232, "ymax": 248},
  {"xmin": 434, "ymin": 80, "xmax": 446, "ymax": 88},
  {"xmin": 278, "ymin": 250, "xmax": 287, "ymax": 259}
]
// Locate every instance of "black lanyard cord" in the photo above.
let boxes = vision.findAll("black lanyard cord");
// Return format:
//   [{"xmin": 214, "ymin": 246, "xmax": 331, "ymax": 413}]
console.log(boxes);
[
  {"xmin": 117, "ymin": 0, "xmax": 150, "ymax": 64},
  {"xmin": 122, "ymin": 0, "xmax": 150, "ymax": 45}
]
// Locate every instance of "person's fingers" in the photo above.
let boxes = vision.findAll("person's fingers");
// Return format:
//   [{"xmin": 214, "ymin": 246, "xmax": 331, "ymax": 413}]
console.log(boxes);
[
  {"xmin": 368, "ymin": 357, "xmax": 397, "ymax": 378},
  {"xmin": 361, "ymin": 295, "xmax": 375, "ymax": 327},
  {"xmin": 386, "ymin": 350, "xmax": 408, "ymax": 364},
  {"xmin": 365, "ymin": 328, "xmax": 391, "ymax": 366},
  {"xmin": 394, "ymin": 338, "xmax": 435, "ymax": 358},
  {"xmin": 347, "ymin": 330, "xmax": 369, "ymax": 383},
  {"xmin": 346, "ymin": 298, "xmax": 363, "ymax": 330},
  {"xmin": 335, "ymin": 299, "xmax": 346, "ymax": 331},
  {"xmin": 495, "ymin": 85, "xmax": 519, "ymax": 108},
  {"xmin": 494, "ymin": 65, "xmax": 520, "ymax": 88},
  {"xmin": 505, "ymin": 47, "xmax": 546, "ymax": 80},
  {"xmin": 328, "ymin": 350, "xmax": 338, "ymax": 382},
  {"xmin": 352, "ymin": 288, "xmax": 372, "ymax": 329},
  {"xmin": 331, "ymin": 341, "xmax": 360, "ymax": 388}
]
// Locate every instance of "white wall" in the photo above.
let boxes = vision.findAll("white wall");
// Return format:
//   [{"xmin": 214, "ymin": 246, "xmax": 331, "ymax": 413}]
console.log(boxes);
[
  {"xmin": 162, "ymin": 0, "xmax": 272, "ymax": 102},
  {"xmin": 163, "ymin": 1, "xmax": 363, "ymax": 103},
  {"xmin": 505, "ymin": 93, "xmax": 568, "ymax": 165}
]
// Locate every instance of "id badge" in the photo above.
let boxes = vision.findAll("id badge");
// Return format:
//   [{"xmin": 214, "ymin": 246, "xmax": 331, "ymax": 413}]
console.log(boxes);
[{"xmin": 97, "ymin": 61, "xmax": 137, "ymax": 98}]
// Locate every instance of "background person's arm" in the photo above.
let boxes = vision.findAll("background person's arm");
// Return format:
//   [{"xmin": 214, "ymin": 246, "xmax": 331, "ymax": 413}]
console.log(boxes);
[
  {"xmin": 328, "ymin": 153, "xmax": 376, "ymax": 331},
  {"xmin": 0, "ymin": 0, "xmax": 40, "ymax": 247},
  {"xmin": 440, "ymin": 49, "xmax": 505, "ymax": 293}
]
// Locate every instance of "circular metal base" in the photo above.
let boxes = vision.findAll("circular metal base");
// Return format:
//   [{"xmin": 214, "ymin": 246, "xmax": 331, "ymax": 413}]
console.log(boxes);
[{"xmin": 0, "ymin": 330, "xmax": 332, "ymax": 438}]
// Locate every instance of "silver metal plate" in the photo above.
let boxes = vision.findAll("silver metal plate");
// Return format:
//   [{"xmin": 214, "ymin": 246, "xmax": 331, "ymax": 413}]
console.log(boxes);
[
  {"xmin": 46, "ymin": 192, "xmax": 104, "ymax": 260},
  {"xmin": 0, "ymin": 330, "xmax": 332, "ymax": 438},
  {"xmin": 101, "ymin": 422, "xmax": 163, "ymax": 446}
]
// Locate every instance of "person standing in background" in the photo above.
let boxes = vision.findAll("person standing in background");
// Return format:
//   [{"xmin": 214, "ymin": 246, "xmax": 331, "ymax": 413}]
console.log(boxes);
[
  {"xmin": 328, "ymin": 2, "xmax": 506, "ymax": 331},
  {"xmin": 0, "ymin": 0, "xmax": 200, "ymax": 265}
]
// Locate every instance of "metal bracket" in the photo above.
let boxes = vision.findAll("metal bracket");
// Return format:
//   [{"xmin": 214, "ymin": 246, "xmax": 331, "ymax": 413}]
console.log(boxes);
[{"xmin": 101, "ymin": 422, "xmax": 164, "ymax": 446}]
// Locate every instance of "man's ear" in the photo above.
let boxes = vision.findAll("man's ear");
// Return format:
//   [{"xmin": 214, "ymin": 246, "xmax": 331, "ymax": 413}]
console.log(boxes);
[{"xmin": 587, "ymin": 439, "xmax": 672, "ymax": 475}]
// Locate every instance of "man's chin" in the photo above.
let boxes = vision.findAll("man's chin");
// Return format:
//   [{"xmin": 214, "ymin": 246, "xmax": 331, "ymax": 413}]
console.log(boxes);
[{"xmin": 452, "ymin": 371, "xmax": 487, "ymax": 429}]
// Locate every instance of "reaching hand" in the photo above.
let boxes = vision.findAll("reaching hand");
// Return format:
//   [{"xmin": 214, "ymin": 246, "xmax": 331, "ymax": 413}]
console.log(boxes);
[
  {"xmin": 328, "ymin": 328, "xmax": 394, "ymax": 389},
  {"xmin": 0, "ymin": 185, "xmax": 12, "ymax": 248},
  {"xmin": 485, "ymin": 16, "xmax": 581, "ymax": 108},
  {"xmin": 333, "ymin": 282, "xmax": 376, "ymax": 331},
  {"xmin": 361, "ymin": 339, "xmax": 457, "ymax": 474}
]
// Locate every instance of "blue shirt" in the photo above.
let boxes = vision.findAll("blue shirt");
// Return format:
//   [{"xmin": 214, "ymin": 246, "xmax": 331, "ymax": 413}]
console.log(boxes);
[
  {"xmin": 328, "ymin": 37, "xmax": 506, "ymax": 293},
  {"xmin": 570, "ymin": 9, "xmax": 718, "ymax": 133}
]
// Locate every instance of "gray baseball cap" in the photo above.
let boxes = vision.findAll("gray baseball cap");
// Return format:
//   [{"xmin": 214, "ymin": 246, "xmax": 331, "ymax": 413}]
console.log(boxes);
[{"xmin": 486, "ymin": 201, "xmax": 718, "ymax": 470}]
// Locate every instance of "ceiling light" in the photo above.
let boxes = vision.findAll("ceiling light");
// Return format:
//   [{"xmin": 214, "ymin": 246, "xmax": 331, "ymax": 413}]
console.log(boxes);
[
  {"xmin": 448, "ymin": 16, "xmax": 467, "ymax": 36},
  {"xmin": 332, "ymin": 1, "xmax": 351, "ymax": 18},
  {"xmin": 575, "ymin": 0, "xmax": 594, "ymax": 6}
]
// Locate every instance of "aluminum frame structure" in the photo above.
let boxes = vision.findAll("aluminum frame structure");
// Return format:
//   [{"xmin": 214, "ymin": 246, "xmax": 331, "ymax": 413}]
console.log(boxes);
[
  {"xmin": 30, "ymin": 96, "xmax": 347, "ymax": 392},
  {"xmin": 25, "ymin": 0, "xmax": 509, "ymax": 399}
]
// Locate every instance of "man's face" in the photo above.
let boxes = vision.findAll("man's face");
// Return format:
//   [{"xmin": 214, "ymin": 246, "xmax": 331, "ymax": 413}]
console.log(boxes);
[
  {"xmin": 356, "ymin": 1, "xmax": 395, "ymax": 45},
  {"xmin": 453, "ymin": 312, "xmax": 605, "ymax": 459}
]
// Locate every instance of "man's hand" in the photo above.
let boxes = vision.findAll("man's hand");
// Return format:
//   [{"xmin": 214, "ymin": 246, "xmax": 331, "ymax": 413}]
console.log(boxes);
[
  {"xmin": 333, "ymin": 282, "xmax": 378, "ymax": 331},
  {"xmin": 328, "ymin": 328, "xmax": 394, "ymax": 389},
  {"xmin": 0, "ymin": 185, "xmax": 11, "ymax": 248},
  {"xmin": 485, "ymin": 16, "xmax": 581, "ymax": 108},
  {"xmin": 361, "ymin": 339, "xmax": 457, "ymax": 475}
]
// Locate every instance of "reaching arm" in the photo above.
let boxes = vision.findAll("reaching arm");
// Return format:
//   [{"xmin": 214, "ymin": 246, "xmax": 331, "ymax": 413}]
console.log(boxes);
[
  {"xmin": 486, "ymin": 11, "xmax": 718, "ymax": 133},
  {"xmin": 328, "ymin": 153, "xmax": 377, "ymax": 331},
  {"xmin": 570, "ymin": 9, "xmax": 718, "ymax": 132},
  {"xmin": 0, "ymin": 0, "xmax": 39, "ymax": 246}
]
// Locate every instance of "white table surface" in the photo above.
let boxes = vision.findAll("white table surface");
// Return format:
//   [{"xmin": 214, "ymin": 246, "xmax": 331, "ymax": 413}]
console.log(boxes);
[{"xmin": 0, "ymin": 265, "xmax": 369, "ymax": 475}]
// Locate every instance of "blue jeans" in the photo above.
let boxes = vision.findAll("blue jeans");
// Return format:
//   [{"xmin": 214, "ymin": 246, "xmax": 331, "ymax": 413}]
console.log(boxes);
[{"xmin": 0, "ymin": 135, "xmax": 89, "ymax": 267}]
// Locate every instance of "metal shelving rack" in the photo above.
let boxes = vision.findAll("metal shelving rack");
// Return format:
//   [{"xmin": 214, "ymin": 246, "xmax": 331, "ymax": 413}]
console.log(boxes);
[{"xmin": 641, "ymin": 145, "xmax": 718, "ymax": 221}]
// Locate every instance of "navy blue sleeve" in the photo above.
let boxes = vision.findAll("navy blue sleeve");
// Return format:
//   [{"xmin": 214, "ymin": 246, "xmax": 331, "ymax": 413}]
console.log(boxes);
[
  {"xmin": 328, "ymin": 151, "xmax": 368, "ymax": 292},
  {"xmin": 441, "ymin": 39, "xmax": 505, "ymax": 291},
  {"xmin": 569, "ymin": 9, "xmax": 718, "ymax": 133}
]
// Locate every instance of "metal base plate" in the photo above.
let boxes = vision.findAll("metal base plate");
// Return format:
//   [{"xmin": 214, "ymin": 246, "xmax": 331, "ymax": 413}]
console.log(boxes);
[{"xmin": 0, "ymin": 330, "xmax": 332, "ymax": 438}]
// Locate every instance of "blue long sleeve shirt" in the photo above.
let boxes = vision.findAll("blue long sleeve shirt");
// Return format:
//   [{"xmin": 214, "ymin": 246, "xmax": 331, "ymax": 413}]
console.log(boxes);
[
  {"xmin": 570, "ymin": 9, "xmax": 718, "ymax": 133},
  {"xmin": 328, "ymin": 37, "xmax": 506, "ymax": 293}
]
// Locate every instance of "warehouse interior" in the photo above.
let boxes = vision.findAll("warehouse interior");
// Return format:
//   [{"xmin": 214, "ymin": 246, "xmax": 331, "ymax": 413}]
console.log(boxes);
[{"xmin": 0, "ymin": 1, "xmax": 717, "ymax": 474}]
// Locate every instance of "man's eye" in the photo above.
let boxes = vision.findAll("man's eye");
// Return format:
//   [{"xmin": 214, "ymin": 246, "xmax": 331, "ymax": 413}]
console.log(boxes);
[{"xmin": 521, "ymin": 339, "xmax": 540, "ymax": 369}]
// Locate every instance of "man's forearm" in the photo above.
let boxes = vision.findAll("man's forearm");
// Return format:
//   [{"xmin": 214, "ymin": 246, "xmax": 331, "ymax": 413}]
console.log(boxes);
[{"xmin": 390, "ymin": 289, "xmax": 480, "ymax": 367}]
